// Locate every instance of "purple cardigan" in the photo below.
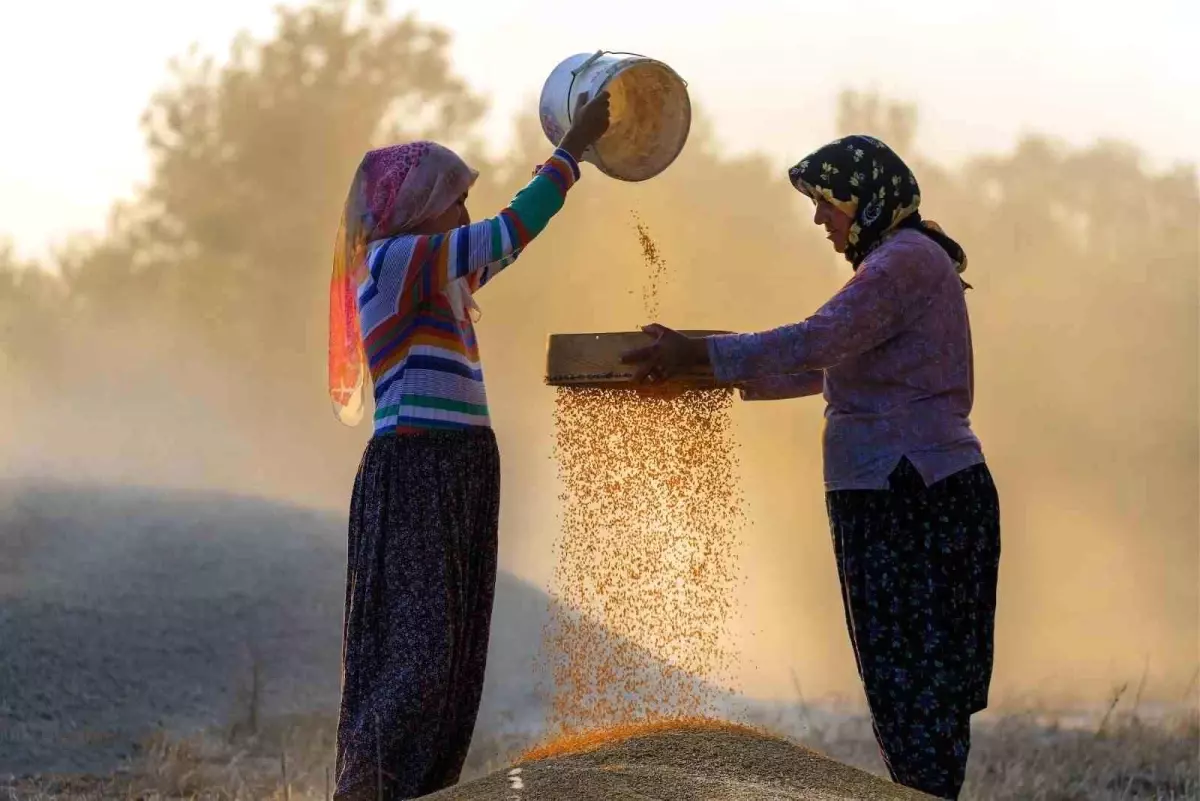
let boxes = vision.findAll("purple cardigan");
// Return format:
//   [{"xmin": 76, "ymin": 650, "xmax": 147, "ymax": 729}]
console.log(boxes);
[{"xmin": 707, "ymin": 228, "xmax": 985, "ymax": 492}]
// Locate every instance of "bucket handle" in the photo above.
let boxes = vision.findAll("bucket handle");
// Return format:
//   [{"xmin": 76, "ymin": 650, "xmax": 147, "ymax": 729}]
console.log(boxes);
[
  {"xmin": 565, "ymin": 50, "xmax": 688, "ymax": 123},
  {"xmin": 566, "ymin": 50, "xmax": 605, "ymax": 124}
]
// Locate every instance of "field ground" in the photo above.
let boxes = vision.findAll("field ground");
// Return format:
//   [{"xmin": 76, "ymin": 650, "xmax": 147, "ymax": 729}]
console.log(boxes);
[
  {"xmin": 2, "ymin": 703, "xmax": 1196, "ymax": 800},
  {"xmin": 2, "ymin": 483, "xmax": 1196, "ymax": 799}
]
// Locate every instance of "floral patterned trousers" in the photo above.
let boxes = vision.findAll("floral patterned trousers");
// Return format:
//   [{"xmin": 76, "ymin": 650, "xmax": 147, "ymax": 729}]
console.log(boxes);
[{"xmin": 826, "ymin": 457, "xmax": 1001, "ymax": 800}]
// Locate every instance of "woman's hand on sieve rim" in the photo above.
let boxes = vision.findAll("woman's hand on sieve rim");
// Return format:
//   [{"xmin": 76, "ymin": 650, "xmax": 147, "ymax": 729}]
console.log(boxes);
[{"xmin": 620, "ymin": 324, "xmax": 711, "ymax": 384}]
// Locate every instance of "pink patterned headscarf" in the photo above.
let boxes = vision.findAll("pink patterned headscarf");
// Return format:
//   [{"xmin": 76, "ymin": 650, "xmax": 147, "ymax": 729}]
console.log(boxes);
[{"xmin": 328, "ymin": 141, "xmax": 478, "ymax": 426}]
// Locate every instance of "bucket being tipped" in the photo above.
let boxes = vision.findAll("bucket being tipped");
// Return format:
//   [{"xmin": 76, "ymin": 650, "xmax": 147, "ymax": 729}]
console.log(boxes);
[{"xmin": 539, "ymin": 51, "xmax": 691, "ymax": 182}]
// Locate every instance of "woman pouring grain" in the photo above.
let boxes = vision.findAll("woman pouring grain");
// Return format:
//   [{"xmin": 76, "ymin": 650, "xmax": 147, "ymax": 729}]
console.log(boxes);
[
  {"xmin": 326, "ymin": 91, "xmax": 610, "ymax": 800},
  {"xmin": 621, "ymin": 135, "xmax": 1001, "ymax": 800}
]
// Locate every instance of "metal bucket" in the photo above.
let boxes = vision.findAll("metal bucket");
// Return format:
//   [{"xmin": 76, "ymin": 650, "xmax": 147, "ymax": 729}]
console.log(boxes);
[{"xmin": 539, "ymin": 51, "xmax": 691, "ymax": 182}]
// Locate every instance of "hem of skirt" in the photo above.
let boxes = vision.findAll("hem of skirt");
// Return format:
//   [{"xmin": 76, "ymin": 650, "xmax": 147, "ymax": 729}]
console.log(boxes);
[
  {"xmin": 332, "ymin": 780, "xmax": 378, "ymax": 801},
  {"xmin": 970, "ymin": 683, "xmax": 993, "ymax": 714}
]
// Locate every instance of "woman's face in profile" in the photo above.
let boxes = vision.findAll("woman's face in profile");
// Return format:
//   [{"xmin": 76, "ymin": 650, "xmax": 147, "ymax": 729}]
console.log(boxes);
[
  {"xmin": 813, "ymin": 197, "xmax": 853, "ymax": 255},
  {"xmin": 433, "ymin": 191, "xmax": 470, "ymax": 232},
  {"xmin": 412, "ymin": 191, "xmax": 470, "ymax": 235}
]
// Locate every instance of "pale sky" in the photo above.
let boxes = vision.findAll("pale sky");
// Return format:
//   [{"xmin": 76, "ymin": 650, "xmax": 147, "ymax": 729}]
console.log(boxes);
[{"xmin": 1, "ymin": 0, "xmax": 1197, "ymax": 260}]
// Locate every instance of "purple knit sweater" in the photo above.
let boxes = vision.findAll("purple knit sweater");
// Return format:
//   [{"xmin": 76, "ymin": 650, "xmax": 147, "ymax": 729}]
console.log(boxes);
[{"xmin": 707, "ymin": 228, "xmax": 985, "ymax": 491}]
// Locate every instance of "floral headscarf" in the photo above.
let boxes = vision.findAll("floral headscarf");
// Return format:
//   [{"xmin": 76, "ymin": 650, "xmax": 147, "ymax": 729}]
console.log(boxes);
[
  {"xmin": 788, "ymin": 135, "xmax": 967, "ymax": 274},
  {"xmin": 328, "ymin": 141, "xmax": 478, "ymax": 426}
]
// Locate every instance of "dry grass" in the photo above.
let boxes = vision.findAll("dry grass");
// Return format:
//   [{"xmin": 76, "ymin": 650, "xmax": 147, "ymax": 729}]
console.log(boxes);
[
  {"xmin": 3, "ymin": 701, "xmax": 1194, "ymax": 800},
  {"xmin": 742, "ymin": 699, "xmax": 1200, "ymax": 801},
  {"xmin": 2, "ymin": 713, "xmax": 338, "ymax": 801},
  {"xmin": 963, "ymin": 709, "xmax": 1198, "ymax": 800}
]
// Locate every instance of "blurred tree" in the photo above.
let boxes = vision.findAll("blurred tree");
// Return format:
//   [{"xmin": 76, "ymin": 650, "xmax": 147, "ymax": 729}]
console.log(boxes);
[
  {"xmin": 835, "ymin": 90, "xmax": 918, "ymax": 155},
  {"xmin": 0, "ymin": 242, "xmax": 61, "ymax": 377},
  {"xmin": 60, "ymin": 0, "xmax": 488, "ymax": 404}
]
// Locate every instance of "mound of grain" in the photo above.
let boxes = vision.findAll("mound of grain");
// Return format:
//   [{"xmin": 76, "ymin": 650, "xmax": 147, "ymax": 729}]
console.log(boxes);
[{"xmin": 423, "ymin": 721, "xmax": 933, "ymax": 800}]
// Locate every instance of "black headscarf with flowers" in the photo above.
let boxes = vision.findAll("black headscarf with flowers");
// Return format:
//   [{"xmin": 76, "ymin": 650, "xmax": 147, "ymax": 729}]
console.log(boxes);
[{"xmin": 788, "ymin": 135, "xmax": 968, "ymax": 284}]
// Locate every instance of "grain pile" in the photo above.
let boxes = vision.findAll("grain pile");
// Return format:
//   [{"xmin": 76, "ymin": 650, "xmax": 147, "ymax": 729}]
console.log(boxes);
[
  {"xmin": 540, "ymin": 223, "xmax": 745, "ymax": 737},
  {"xmin": 427, "ymin": 722, "xmax": 932, "ymax": 801}
]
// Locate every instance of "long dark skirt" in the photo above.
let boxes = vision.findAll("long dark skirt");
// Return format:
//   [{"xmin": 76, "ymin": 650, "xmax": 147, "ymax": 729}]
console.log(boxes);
[
  {"xmin": 335, "ymin": 428, "xmax": 501, "ymax": 801},
  {"xmin": 826, "ymin": 457, "xmax": 1001, "ymax": 800}
]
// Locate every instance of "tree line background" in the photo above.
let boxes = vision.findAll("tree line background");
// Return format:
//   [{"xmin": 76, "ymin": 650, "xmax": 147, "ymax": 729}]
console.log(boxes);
[{"xmin": 0, "ymin": 0, "xmax": 1195, "ymax": 703}]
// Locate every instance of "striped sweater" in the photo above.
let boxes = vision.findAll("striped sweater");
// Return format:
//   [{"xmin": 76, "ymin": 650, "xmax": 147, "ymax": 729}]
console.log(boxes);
[{"xmin": 357, "ymin": 147, "xmax": 581, "ymax": 435}]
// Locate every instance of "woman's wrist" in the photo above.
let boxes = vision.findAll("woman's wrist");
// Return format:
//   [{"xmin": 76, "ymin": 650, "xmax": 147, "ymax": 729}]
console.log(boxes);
[
  {"xmin": 688, "ymin": 336, "xmax": 712, "ymax": 367},
  {"xmin": 558, "ymin": 131, "xmax": 589, "ymax": 162}
]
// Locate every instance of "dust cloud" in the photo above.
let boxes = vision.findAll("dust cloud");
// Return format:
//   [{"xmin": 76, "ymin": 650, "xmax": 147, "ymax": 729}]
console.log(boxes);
[{"xmin": 0, "ymin": 1, "xmax": 1196, "ymax": 712}]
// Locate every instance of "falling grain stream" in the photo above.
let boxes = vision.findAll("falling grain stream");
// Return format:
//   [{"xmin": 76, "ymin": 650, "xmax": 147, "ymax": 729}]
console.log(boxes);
[{"xmin": 539, "ymin": 218, "xmax": 747, "ymax": 737}]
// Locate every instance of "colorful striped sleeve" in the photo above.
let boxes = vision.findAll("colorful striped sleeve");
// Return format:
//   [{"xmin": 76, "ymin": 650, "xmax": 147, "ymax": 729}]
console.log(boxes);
[{"xmin": 372, "ymin": 148, "xmax": 582, "ymax": 317}]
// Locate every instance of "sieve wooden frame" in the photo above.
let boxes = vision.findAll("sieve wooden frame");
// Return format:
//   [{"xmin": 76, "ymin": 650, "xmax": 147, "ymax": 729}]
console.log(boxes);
[{"xmin": 545, "ymin": 330, "xmax": 733, "ymax": 389}]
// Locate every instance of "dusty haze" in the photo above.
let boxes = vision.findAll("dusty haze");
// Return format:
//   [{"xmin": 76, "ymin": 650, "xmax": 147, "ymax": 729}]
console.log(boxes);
[{"xmin": 0, "ymin": 1, "xmax": 1196, "ymax": 709}]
